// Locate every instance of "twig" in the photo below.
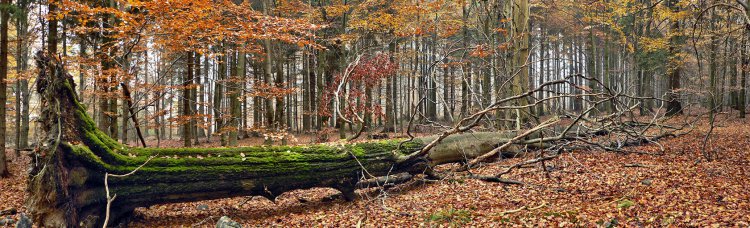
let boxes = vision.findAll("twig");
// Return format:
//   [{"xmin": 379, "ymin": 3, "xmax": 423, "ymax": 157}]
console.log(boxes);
[
  {"xmin": 121, "ymin": 82, "xmax": 147, "ymax": 147},
  {"xmin": 103, "ymin": 156, "xmax": 155, "ymax": 228},
  {"xmin": 499, "ymin": 202, "xmax": 547, "ymax": 216},
  {"xmin": 496, "ymin": 152, "xmax": 561, "ymax": 177},
  {"xmin": 191, "ymin": 216, "xmax": 216, "ymax": 228},
  {"xmin": 0, "ymin": 208, "xmax": 17, "ymax": 216},
  {"xmin": 623, "ymin": 163, "xmax": 651, "ymax": 168},
  {"xmin": 467, "ymin": 174, "xmax": 525, "ymax": 185}
]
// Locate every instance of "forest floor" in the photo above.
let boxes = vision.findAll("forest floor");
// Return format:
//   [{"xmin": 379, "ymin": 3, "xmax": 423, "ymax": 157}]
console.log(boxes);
[{"xmin": 1, "ymin": 115, "xmax": 750, "ymax": 227}]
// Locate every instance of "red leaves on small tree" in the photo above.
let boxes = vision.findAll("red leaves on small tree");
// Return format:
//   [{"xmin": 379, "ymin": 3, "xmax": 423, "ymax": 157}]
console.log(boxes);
[{"xmin": 319, "ymin": 53, "xmax": 397, "ymax": 121}]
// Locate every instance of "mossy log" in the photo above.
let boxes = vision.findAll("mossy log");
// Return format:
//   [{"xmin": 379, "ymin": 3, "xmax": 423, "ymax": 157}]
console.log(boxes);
[{"xmin": 25, "ymin": 52, "xmax": 521, "ymax": 227}]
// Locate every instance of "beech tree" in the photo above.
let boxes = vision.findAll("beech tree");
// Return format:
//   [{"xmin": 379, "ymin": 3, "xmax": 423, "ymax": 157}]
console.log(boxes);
[
  {"xmin": 665, "ymin": 0, "xmax": 685, "ymax": 116},
  {"xmin": 15, "ymin": 0, "xmax": 32, "ymax": 152}
]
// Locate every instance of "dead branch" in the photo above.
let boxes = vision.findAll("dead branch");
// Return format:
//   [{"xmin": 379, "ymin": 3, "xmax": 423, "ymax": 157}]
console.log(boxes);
[{"xmin": 103, "ymin": 156, "xmax": 155, "ymax": 228}]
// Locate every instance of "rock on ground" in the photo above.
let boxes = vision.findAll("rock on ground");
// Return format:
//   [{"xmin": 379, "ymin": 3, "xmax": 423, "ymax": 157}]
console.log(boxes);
[
  {"xmin": 216, "ymin": 216, "xmax": 241, "ymax": 228},
  {"xmin": 15, "ymin": 213, "xmax": 31, "ymax": 228}
]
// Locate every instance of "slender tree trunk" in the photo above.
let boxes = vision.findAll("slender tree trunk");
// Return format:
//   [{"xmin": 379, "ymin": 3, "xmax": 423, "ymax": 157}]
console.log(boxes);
[
  {"xmin": 0, "ymin": 0, "xmax": 10, "ymax": 178},
  {"xmin": 442, "ymin": 64, "xmax": 450, "ymax": 121},
  {"xmin": 15, "ymin": 0, "xmax": 31, "ymax": 153},
  {"xmin": 537, "ymin": 27, "xmax": 546, "ymax": 116},
  {"xmin": 121, "ymin": 54, "xmax": 131, "ymax": 145},
  {"xmin": 262, "ymin": 0, "xmax": 276, "ymax": 144},
  {"xmin": 183, "ymin": 52, "xmax": 194, "ymax": 147},
  {"xmin": 98, "ymin": 0, "xmax": 119, "ymax": 138},
  {"xmin": 384, "ymin": 41, "xmax": 396, "ymax": 132},
  {"xmin": 575, "ymin": 34, "xmax": 584, "ymax": 112},
  {"xmin": 310, "ymin": 50, "xmax": 319, "ymax": 131},
  {"xmin": 709, "ymin": 15, "xmax": 718, "ymax": 120},
  {"xmin": 730, "ymin": 38, "xmax": 739, "ymax": 111},
  {"xmin": 241, "ymin": 54, "xmax": 249, "ymax": 138},
  {"xmin": 155, "ymin": 57, "xmax": 163, "ymax": 146},
  {"xmin": 510, "ymin": 0, "xmax": 530, "ymax": 128},
  {"xmin": 665, "ymin": 0, "xmax": 683, "ymax": 116},
  {"xmin": 121, "ymin": 83, "xmax": 146, "ymax": 147},
  {"xmin": 719, "ymin": 21, "xmax": 729, "ymax": 112},
  {"xmin": 586, "ymin": 27, "xmax": 598, "ymax": 116},
  {"xmin": 252, "ymin": 61, "xmax": 261, "ymax": 134},
  {"xmin": 178, "ymin": 67, "xmax": 184, "ymax": 142},
  {"xmin": 168, "ymin": 74, "xmax": 174, "ymax": 140},
  {"xmin": 229, "ymin": 49, "xmax": 245, "ymax": 146},
  {"xmin": 643, "ymin": 8, "xmax": 655, "ymax": 112},
  {"xmin": 302, "ymin": 49, "xmax": 311, "ymax": 132},
  {"xmin": 741, "ymin": 34, "xmax": 748, "ymax": 118},
  {"xmin": 79, "ymin": 38, "xmax": 86, "ymax": 98},
  {"xmin": 98, "ymin": 49, "xmax": 111, "ymax": 134},
  {"xmin": 215, "ymin": 47, "xmax": 227, "ymax": 145},
  {"xmin": 195, "ymin": 53, "xmax": 205, "ymax": 140},
  {"xmin": 448, "ymin": 65, "xmax": 455, "ymax": 119},
  {"xmin": 274, "ymin": 50, "xmax": 286, "ymax": 144},
  {"xmin": 204, "ymin": 53, "xmax": 212, "ymax": 141},
  {"xmin": 604, "ymin": 35, "xmax": 613, "ymax": 113},
  {"xmin": 461, "ymin": 4, "xmax": 470, "ymax": 118},
  {"xmin": 141, "ymin": 51, "xmax": 150, "ymax": 138},
  {"xmin": 633, "ymin": 17, "xmax": 645, "ymax": 115},
  {"xmin": 191, "ymin": 53, "xmax": 200, "ymax": 144},
  {"xmin": 316, "ymin": 49, "xmax": 325, "ymax": 130},
  {"xmin": 48, "ymin": 0, "xmax": 58, "ymax": 54}
]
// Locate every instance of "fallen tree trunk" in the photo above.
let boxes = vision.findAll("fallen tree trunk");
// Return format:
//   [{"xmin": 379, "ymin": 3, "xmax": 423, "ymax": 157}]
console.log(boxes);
[{"xmin": 26, "ymin": 52, "xmax": 523, "ymax": 227}]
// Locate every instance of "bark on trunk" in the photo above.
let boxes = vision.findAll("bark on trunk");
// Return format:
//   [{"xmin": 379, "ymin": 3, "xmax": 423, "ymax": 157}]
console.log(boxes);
[
  {"xmin": 665, "ymin": 0, "xmax": 683, "ymax": 116},
  {"xmin": 0, "ymin": 0, "xmax": 9, "ymax": 178},
  {"xmin": 28, "ymin": 52, "xmax": 520, "ymax": 227}
]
